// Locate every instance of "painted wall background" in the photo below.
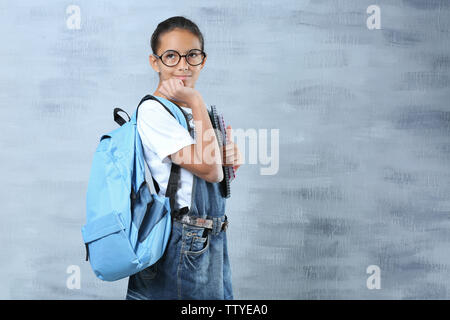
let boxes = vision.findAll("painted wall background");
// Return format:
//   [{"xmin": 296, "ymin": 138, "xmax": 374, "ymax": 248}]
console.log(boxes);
[{"xmin": 0, "ymin": 0, "xmax": 449, "ymax": 299}]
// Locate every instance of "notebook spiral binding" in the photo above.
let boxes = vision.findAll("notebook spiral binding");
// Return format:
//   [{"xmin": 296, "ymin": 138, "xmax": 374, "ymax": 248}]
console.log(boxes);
[{"xmin": 208, "ymin": 105, "xmax": 235, "ymax": 198}]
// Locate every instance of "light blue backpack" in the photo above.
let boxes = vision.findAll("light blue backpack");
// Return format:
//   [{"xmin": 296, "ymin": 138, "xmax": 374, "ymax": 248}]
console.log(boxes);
[{"xmin": 82, "ymin": 95, "xmax": 190, "ymax": 281}]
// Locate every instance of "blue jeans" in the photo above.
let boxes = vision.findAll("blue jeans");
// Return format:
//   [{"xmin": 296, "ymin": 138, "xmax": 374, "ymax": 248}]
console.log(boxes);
[{"xmin": 126, "ymin": 175, "xmax": 233, "ymax": 300}]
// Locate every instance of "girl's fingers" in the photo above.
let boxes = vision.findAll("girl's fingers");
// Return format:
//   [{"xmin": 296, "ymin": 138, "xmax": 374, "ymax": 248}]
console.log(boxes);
[
  {"xmin": 160, "ymin": 83, "xmax": 170, "ymax": 97},
  {"xmin": 159, "ymin": 89, "xmax": 168, "ymax": 98},
  {"xmin": 171, "ymin": 78, "xmax": 180, "ymax": 89},
  {"xmin": 225, "ymin": 148, "xmax": 233, "ymax": 156},
  {"xmin": 167, "ymin": 79, "xmax": 175, "ymax": 92},
  {"xmin": 225, "ymin": 154, "xmax": 234, "ymax": 163},
  {"xmin": 222, "ymin": 135, "xmax": 241, "ymax": 169},
  {"xmin": 226, "ymin": 125, "xmax": 232, "ymax": 143},
  {"xmin": 225, "ymin": 144, "xmax": 234, "ymax": 153},
  {"xmin": 224, "ymin": 153, "xmax": 235, "ymax": 165},
  {"xmin": 176, "ymin": 78, "xmax": 184, "ymax": 87}
]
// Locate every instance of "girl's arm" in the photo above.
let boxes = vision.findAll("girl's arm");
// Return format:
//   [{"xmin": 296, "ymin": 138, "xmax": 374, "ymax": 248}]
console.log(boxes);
[{"xmin": 170, "ymin": 93, "xmax": 224, "ymax": 183}]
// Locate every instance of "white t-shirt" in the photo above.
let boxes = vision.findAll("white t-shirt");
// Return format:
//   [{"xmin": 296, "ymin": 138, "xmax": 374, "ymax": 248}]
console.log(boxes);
[{"xmin": 137, "ymin": 99, "xmax": 196, "ymax": 210}]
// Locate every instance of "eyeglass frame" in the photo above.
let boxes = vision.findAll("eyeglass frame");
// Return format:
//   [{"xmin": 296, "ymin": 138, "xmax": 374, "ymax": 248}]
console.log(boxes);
[{"xmin": 152, "ymin": 49, "xmax": 207, "ymax": 67}]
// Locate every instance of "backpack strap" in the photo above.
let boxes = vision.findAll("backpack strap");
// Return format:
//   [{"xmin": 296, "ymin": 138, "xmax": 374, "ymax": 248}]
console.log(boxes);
[{"xmin": 135, "ymin": 94, "xmax": 189, "ymax": 213}]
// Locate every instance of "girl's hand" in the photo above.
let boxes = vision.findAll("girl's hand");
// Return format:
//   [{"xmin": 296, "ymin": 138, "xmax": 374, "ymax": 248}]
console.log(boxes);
[
  {"xmin": 221, "ymin": 125, "xmax": 243, "ymax": 172},
  {"xmin": 157, "ymin": 77, "xmax": 200, "ymax": 107}
]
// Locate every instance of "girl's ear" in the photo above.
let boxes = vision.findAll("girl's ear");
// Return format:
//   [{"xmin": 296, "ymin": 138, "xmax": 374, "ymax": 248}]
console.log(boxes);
[
  {"xmin": 149, "ymin": 54, "xmax": 161, "ymax": 73},
  {"xmin": 199, "ymin": 54, "xmax": 207, "ymax": 70}
]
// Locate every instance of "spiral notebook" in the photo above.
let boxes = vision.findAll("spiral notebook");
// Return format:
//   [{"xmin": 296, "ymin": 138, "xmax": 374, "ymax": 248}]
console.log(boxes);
[{"xmin": 208, "ymin": 105, "xmax": 235, "ymax": 198}]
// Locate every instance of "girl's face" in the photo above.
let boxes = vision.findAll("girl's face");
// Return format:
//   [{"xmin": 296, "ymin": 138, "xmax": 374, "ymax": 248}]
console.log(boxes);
[{"xmin": 149, "ymin": 28, "xmax": 206, "ymax": 89}]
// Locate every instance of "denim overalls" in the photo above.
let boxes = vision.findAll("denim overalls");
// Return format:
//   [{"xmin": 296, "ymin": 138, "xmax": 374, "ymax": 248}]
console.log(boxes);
[{"xmin": 126, "ymin": 108, "xmax": 233, "ymax": 300}]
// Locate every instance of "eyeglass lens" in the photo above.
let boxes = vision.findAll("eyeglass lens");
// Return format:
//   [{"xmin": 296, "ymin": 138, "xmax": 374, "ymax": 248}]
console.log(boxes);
[{"xmin": 161, "ymin": 50, "xmax": 204, "ymax": 66}]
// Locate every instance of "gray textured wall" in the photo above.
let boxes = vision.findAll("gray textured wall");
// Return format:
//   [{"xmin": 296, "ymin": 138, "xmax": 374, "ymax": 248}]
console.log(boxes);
[{"xmin": 0, "ymin": 0, "xmax": 449, "ymax": 299}]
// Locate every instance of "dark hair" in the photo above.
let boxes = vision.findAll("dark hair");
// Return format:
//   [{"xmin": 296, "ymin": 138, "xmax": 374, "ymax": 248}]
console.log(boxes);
[{"xmin": 151, "ymin": 16, "xmax": 205, "ymax": 55}]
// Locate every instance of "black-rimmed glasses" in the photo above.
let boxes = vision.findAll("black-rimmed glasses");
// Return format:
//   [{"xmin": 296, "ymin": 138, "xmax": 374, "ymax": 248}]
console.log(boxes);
[{"xmin": 153, "ymin": 49, "xmax": 206, "ymax": 67}]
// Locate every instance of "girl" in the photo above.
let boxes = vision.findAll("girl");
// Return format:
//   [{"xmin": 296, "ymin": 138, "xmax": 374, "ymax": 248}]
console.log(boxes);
[{"xmin": 126, "ymin": 16, "xmax": 241, "ymax": 300}]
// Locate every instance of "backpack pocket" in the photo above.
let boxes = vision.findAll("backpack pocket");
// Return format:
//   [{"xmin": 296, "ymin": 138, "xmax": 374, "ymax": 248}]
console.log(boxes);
[{"xmin": 82, "ymin": 212, "xmax": 140, "ymax": 281}]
